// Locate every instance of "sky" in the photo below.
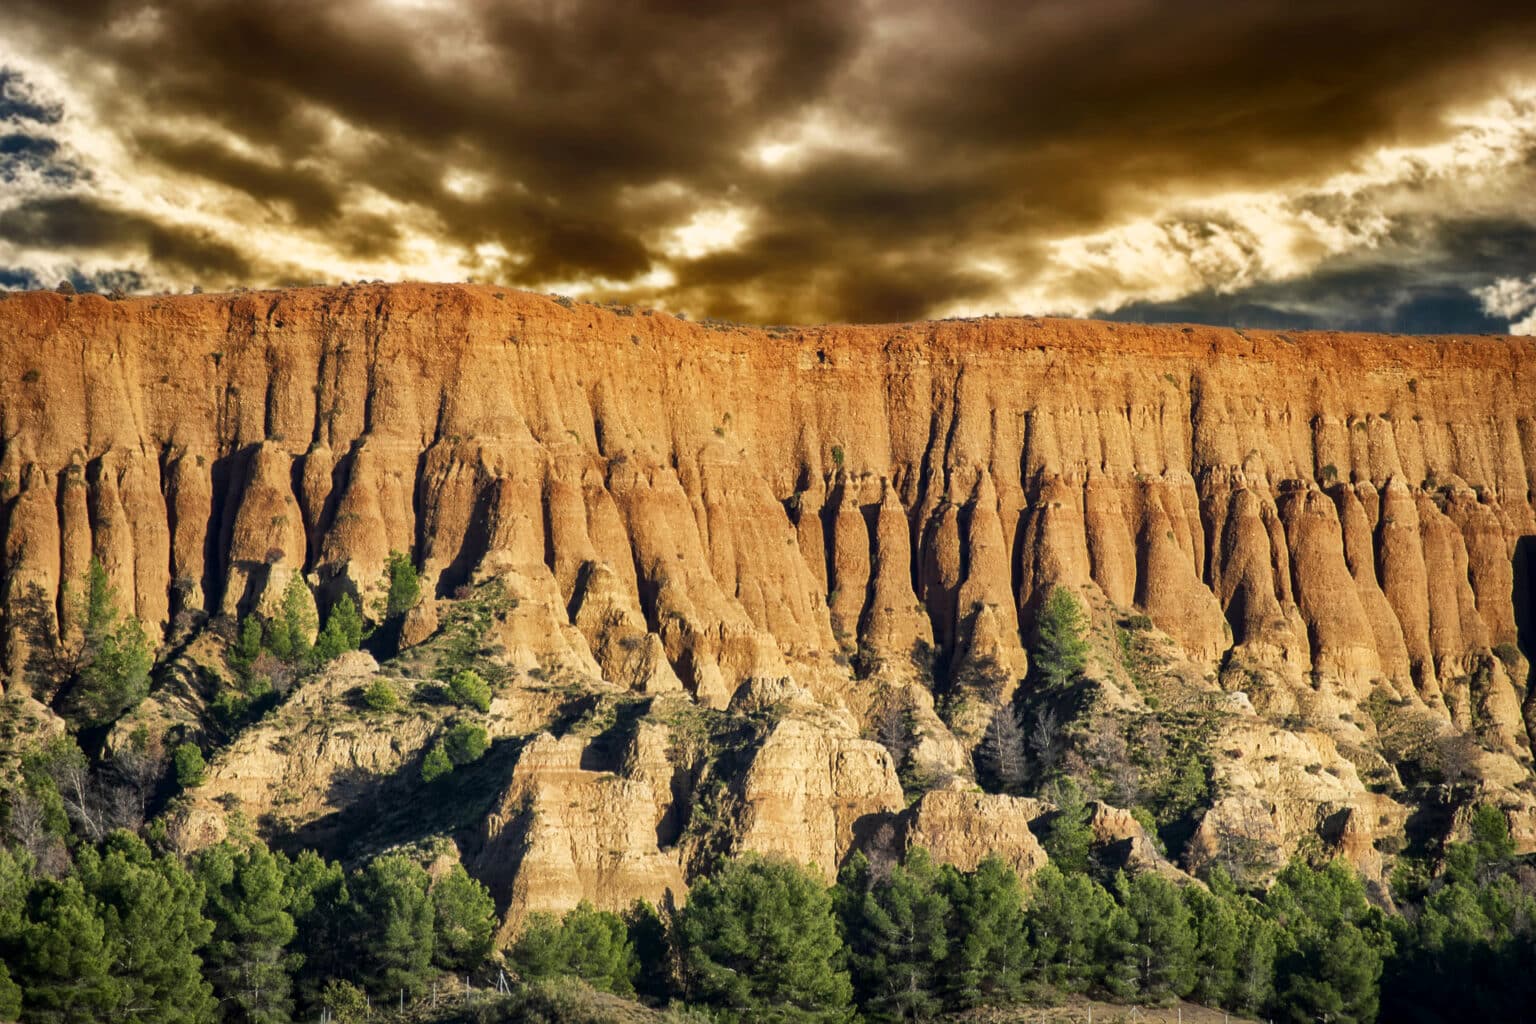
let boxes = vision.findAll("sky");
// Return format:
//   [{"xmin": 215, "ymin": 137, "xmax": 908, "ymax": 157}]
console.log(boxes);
[{"xmin": 2, "ymin": 0, "xmax": 1536, "ymax": 333}]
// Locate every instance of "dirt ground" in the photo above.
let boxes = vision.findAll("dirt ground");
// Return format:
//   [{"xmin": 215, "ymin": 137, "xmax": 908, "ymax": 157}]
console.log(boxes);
[{"xmin": 952, "ymin": 998, "xmax": 1260, "ymax": 1024}]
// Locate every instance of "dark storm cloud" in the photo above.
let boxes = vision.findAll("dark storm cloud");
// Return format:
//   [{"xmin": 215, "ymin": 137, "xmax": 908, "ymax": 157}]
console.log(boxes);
[
  {"xmin": 0, "ymin": 133, "xmax": 81, "ymax": 187},
  {"xmin": 1112, "ymin": 220, "xmax": 1536, "ymax": 334},
  {"xmin": 5, "ymin": 0, "xmax": 860, "ymax": 283},
  {"xmin": 0, "ymin": 67, "xmax": 61, "ymax": 124},
  {"xmin": 2, "ymin": 1, "xmax": 1536, "ymax": 322},
  {"xmin": 0, "ymin": 265, "xmax": 145, "ymax": 294},
  {"xmin": 132, "ymin": 133, "xmax": 344, "ymax": 223},
  {"xmin": 0, "ymin": 196, "xmax": 256, "ymax": 280}
]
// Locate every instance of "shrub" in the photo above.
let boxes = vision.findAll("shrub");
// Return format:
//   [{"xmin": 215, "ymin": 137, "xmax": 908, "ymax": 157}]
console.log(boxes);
[
  {"xmin": 421, "ymin": 744, "xmax": 453, "ymax": 783},
  {"xmin": 443, "ymin": 723, "xmax": 489, "ymax": 765},
  {"xmin": 321, "ymin": 980, "xmax": 368, "ymax": 1024},
  {"xmin": 362, "ymin": 680, "xmax": 399, "ymax": 712},
  {"xmin": 174, "ymin": 743, "xmax": 207, "ymax": 788},
  {"xmin": 446, "ymin": 669, "xmax": 492, "ymax": 712}
]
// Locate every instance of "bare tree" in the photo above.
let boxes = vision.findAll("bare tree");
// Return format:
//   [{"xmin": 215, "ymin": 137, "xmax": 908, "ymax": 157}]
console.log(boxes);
[
  {"xmin": 1028, "ymin": 707, "xmax": 1064, "ymax": 775},
  {"xmin": 1085, "ymin": 714, "xmax": 1139, "ymax": 806},
  {"xmin": 980, "ymin": 702, "xmax": 1027, "ymax": 792},
  {"xmin": 864, "ymin": 820, "xmax": 902, "ymax": 881},
  {"xmin": 873, "ymin": 696, "xmax": 913, "ymax": 773},
  {"xmin": 51, "ymin": 746, "xmax": 110, "ymax": 841},
  {"xmin": 3, "ymin": 791, "xmax": 70, "ymax": 876},
  {"xmin": 1436, "ymin": 732, "xmax": 1481, "ymax": 787},
  {"xmin": 107, "ymin": 735, "xmax": 166, "ymax": 830}
]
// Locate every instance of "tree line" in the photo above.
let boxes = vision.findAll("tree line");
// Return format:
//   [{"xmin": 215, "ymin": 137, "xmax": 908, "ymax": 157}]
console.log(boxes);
[
  {"xmin": 507, "ymin": 808, "xmax": 1533, "ymax": 1024},
  {"xmin": 2, "ymin": 757, "xmax": 1531, "ymax": 1022},
  {"xmin": 0, "ymin": 825, "xmax": 496, "ymax": 1023}
]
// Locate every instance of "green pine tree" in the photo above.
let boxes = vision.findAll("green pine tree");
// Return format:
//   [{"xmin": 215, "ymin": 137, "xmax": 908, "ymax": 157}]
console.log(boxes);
[
  {"xmin": 195, "ymin": 839, "xmax": 299, "ymax": 1024},
  {"xmin": 679, "ymin": 854, "xmax": 854, "ymax": 1023},
  {"xmin": 1021, "ymin": 864, "xmax": 1120, "ymax": 995},
  {"xmin": 1030, "ymin": 586, "xmax": 1089, "ymax": 689},
  {"xmin": 231, "ymin": 615, "xmax": 265, "ymax": 676},
  {"xmin": 174, "ymin": 742, "xmax": 208, "ymax": 788},
  {"xmin": 1265, "ymin": 860, "xmax": 1392, "ymax": 1024},
  {"xmin": 74, "ymin": 831, "xmax": 216, "ymax": 1023},
  {"xmin": 67, "ymin": 559, "xmax": 153, "ymax": 727},
  {"xmin": 625, "ymin": 899, "xmax": 674, "ymax": 1002},
  {"xmin": 1183, "ymin": 876, "xmax": 1240, "ymax": 1006},
  {"xmin": 510, "ymin": 902, "xmax": 639, "ymax": 996},
  {"xmin": 0, "ymin": 849, "xmax": 25, "ymax": 1020},
  {"xmin": 1117, "ymin": 870, "xmax": 1197, "ymax": 1004},
  {"xmin": 312, "ymin": 594, "xmax": 364, "ymax": 664},
  {"xmin": 80, "ymin": 556, "xmax": 117, "ymax": 649},
  {"xmin": 443, "ymin": 722, "xmax": 489, "ymax": 765},
  {"xmin": 264, "ymin": 575, "xmax": 316, "ymax": 665},
  {"xmin": 940, "ymin": 855, "xmax": 1028, "ymax": 1010},
  {"xmin": 1230, "ymin": 905, "xmax": 1277, "ymax": 1014},
  {"xmin": 284, "ymin": 850, "xmax": 350, "ymax": 1012},
  {"xmin": 420, "ymin": 744, "xmax": 453, "ymax": 783},
  {"xmin": 1041, "ymin": 777, "xmax": 1093, "ymax": 874},
  {"xmin": 0, "ymin": 962, "xmax": 19, "ymax": 1022},
  {"xmin": 1276, "ymin": 921, "xmax": 1384, "ymax": 1024},
  {"xmin": 558, "ymin": 902, "xmax": 639, "ymax": 996},
  {"xmin": 431, "ymin": 865, "xmax": 495, "ymax": 971},
  {"xmin": 1468, "ymin": 803, "xmax": 1516, "ymax": 868},
  {"xmin": 16, "ymin": 874, "xmax": 120, "ymax": 1023},
  {"xmin": 16, "ymin": 736, "xmax": 80, "ymax": 841},
  {"xmin": 837, "ymin": 849, "xmax": 951, "ymax": 1022},
  {"xmin": 349, "ymin": 853, "xmax": 435, "ymax": 999},
  {"xmin": 384, "ymin": 551, "xmax": 421, "ymax": 619}
]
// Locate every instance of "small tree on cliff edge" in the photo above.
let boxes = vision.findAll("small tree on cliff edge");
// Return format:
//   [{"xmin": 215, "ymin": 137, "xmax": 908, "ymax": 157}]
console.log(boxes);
[
  {"xmin": 1031, "ymin": 587, "xmax": 1088, "ymax": 690},
  {"xmin": 65, "ymin": 558, "xmax": 153, "ymax": 727},
  {"xmin": 384, "ymin": 552, "xmax": 421, "ymax": 620}
]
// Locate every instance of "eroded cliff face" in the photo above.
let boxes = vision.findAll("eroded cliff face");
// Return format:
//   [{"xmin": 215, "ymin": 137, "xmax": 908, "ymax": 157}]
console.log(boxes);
[{"xmin": 3, "ymin": 283, "xmax": 1535, "ymax": 920}]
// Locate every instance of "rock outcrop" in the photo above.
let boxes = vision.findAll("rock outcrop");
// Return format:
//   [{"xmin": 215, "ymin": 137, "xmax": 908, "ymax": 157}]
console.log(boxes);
[
  {"xmin": 471, "ymin": 732, "xmax": 687, "ymax": 940},
  {"xmin": 899, "ymin": 788, "xmax": 1049, "ymax": 880}
]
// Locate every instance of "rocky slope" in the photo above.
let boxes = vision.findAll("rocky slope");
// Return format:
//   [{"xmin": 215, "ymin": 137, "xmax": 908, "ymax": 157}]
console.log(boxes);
[{"xmin": 2, "ymin": 283, "xmax": 1535, "ymax": 925}]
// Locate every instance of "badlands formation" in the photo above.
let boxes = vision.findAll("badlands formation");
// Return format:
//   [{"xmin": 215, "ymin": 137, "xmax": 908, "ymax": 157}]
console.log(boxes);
[{"xmin": 2, "ymin": 282, "xmax": 1534, "ymax": 929}]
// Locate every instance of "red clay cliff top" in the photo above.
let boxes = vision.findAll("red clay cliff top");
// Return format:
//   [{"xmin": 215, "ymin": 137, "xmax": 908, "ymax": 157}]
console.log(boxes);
[{"xmin": 1, "ymin": 280, "xmax": 1530, "ymax": 372}]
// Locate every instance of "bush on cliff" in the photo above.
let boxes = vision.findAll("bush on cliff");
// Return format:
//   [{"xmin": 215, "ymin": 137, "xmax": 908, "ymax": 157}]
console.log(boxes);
[{"xmin": 446, "ymin": 669, "xmax": 492, "ymax": 713}]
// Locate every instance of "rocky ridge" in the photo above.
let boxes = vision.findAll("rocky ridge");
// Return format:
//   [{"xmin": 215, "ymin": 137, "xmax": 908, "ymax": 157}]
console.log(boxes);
[{"xmin": 2, "ymin": 283, "xmax": 1535, "ymax": 927}]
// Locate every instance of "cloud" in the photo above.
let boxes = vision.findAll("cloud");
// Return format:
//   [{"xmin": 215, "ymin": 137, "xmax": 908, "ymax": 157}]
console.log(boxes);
[
  {"xmin": 0, "ymin": 67, "xmax": 61, "ymax": 124},
  {"xmin": 1476, "ymin": 274, "xmax": 1536, "ymax": 314},
  {"xmin": 1476, "ymin": 274, "xmax": 1536, "ymax": 334},
  {"xmin": 0, "ymin": 195, "xmax": 259, "ymax": 279},
  {"xmin": 0, "ymin": 2, "xmax": 1533, "ymax": 326}
]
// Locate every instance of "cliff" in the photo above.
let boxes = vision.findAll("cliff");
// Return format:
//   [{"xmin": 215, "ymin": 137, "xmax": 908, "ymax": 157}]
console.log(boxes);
[{"xmin": 3, "ymin": 282, "xmax": 1534, "ymax": 920}]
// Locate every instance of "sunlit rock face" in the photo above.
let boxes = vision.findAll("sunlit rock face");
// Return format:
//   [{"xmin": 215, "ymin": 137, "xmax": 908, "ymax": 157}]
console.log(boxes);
[{"xmin": 5, "ymin": 282, "xmax": 1536, "ymax": 917}]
